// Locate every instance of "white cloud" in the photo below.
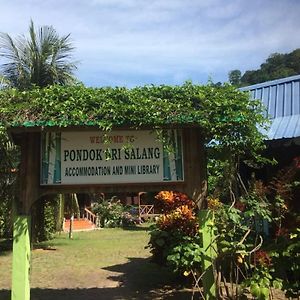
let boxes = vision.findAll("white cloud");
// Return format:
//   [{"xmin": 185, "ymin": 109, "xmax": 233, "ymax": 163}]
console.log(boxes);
[{"xmin": 0, "ymin": 0, "xmax": 299, "ymax": 86}]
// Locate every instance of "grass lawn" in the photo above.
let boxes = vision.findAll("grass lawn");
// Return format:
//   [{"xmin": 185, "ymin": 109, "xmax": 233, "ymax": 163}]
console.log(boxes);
[{"xmin": 0, "ymin": 226, "xmax": 191, "ymax": 299}]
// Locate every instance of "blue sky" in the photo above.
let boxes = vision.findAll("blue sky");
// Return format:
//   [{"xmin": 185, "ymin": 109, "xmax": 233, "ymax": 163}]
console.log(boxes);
[{"xmin": 0, "ymin": 0, "xmax": 299, "ymax": 87}]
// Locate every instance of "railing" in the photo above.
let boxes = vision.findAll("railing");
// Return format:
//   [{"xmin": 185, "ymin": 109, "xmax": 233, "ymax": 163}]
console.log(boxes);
[
  {"xmin": 83, "ymin": 208, "xmax": 97, "ymax": 225},
  {"xmin": 139, "ymin": 204, "xmax": 154, "ymax": 216}
]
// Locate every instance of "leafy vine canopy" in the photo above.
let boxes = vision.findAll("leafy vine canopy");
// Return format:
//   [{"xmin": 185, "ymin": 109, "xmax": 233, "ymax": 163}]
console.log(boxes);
[{"xmin": 0, "ymin": 82, "xmax": 269, "ymax": 156}]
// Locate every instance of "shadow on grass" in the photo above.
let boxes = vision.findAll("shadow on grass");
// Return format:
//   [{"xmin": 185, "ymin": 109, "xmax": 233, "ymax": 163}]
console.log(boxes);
[
  {"xmin": 0, "ymin": 286, "xmax": 191, "ymax": 300},
  {"xmin": 0, "ymin": 257, "xmax": 193, "ymax": 299},
  {"xmin": 102, "ymin": 257, "xmax": 192, "ymax": 299},
  {"xmin": 122, "ymin": 225, "xmax": 151, "ymax": 232}
]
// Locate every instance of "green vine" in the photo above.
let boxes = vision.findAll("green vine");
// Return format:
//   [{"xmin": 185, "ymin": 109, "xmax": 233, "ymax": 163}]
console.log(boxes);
[{"xmin": 0, "ymin": 82, "xmax": 268, "ymax": 159}]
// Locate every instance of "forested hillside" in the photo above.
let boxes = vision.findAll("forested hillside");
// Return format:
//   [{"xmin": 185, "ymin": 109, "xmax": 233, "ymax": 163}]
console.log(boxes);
[{"xmin": 229, "ymin": 48, "xmax": 300, "ymax": 86}]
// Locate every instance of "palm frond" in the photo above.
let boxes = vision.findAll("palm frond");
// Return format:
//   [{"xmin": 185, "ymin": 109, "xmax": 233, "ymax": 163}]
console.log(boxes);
[{"xmin": 0, "ymin": 20, "xmax": 77, "ymax": 89}]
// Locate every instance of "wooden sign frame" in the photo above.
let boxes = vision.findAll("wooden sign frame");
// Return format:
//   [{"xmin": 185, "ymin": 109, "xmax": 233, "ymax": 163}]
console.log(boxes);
[{"xmin": 9, "ymin": 126, "xmax": 207, "ymax": 213}]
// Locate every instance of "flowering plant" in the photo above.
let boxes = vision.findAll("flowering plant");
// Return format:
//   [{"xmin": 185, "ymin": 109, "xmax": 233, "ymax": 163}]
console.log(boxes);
[{"xmin": 155, "ymin": 191, "xmax": 194, "ymax": 213}]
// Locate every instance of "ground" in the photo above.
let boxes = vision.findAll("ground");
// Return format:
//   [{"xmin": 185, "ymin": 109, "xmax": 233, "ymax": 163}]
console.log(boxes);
[
  {"xmin": 0, "ymin": 226, "xmax": 291, "ymax": 299},
  {"xmin": 0, "ymin": 227, "xmax": 191, "ymax": 300}
]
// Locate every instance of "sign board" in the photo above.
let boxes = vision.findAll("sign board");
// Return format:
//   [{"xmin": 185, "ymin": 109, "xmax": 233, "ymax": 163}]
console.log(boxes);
[{"xmin": 41, "ymin": 130, "xmax": 184, "ymax": 185}]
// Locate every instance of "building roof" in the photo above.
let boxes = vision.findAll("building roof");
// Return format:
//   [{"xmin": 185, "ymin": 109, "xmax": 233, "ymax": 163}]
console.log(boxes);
[{"xmin": 240, "ymin": 75, "xmax": 300, "ymax": 140}]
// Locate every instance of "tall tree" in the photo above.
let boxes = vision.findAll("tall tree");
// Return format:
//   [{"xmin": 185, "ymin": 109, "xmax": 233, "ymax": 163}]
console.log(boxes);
[
  {"xmin": 0, "ymin": 21, "xmax": 78, "ymax": 241},
  {"xmin": 0, "ymin": 20, "xmax": 77, "ymax": 90},
  {"xmin": 228, "ymin": 69, "xmax": 241, "ymax": 86}
]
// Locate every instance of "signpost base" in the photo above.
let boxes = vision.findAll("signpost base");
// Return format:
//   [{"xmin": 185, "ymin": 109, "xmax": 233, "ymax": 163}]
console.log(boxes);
[
  {"xmin": 199, "ymin": 210, "xmax": 217, "ymax": 300},
  {"xmin": 11, "ymin": 216, "xmax": 31, "ymax": 300}
]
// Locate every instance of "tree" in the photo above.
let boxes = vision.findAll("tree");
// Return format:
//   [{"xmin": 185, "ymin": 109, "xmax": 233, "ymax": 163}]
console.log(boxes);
[
  {"xmin": 0, "ymin": 126, "xmax": 19, "ymax": 237},
  {"xmin": 0, "ymin": 20, "xmax": 77, "ymax": 90},
  {"xmin": 229, "ymin": 49, "xmax": 300, "ymax": 86},
  {"xmin": 228, "ymin": 69, "xmax": 241, "ymax": 86},
  {"xmin": 0, "ymin": 21, "xmax": 78, "ymax": 241}
]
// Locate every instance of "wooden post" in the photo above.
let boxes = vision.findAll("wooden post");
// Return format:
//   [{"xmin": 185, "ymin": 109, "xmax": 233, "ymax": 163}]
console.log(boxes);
[
  {"xmin": 199, "ymin": 210, "xmax": 217, "ymax": 300},
  {"xmin": 69, "ymin": 214, "xmax": 74, "ymax": 239},
  {"xmin": 11, "ymin": 133, "xmax": 40, "ymax": 300},
  {"xmin": 183, "ymin": 128, "xmax": 207, "ymax": 208},
  {"xmin": 11, "ymin": 216, "xmax": 31, "ymax": 300}
]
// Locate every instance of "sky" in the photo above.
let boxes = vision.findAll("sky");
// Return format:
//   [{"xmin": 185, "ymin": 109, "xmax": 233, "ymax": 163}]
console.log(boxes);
[{"xmin": 0, "ymin": 0, "xmax": 299, "ymax": 87}]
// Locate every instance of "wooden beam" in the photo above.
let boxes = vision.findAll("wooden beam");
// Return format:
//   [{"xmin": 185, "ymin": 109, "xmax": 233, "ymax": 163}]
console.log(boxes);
[
  {"xmin": 19, "ymin": 132, "xmax": 40, "ymax": 213},
  {"xmin": 183, "ymin": 128, "xmax": 207, "ymax": 208}
]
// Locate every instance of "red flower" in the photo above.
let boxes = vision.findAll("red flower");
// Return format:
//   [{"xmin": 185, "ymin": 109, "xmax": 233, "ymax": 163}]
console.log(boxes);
[
  {"xmin": 253, "ymin": 250, "xmax": 272, "ymax": 267},
  {"xmin": 275, "ymin": 227, "xmax": 289, "ymax": 237},
  {"xmin": 293, "ymin": 156, "xmax": 300, "ymax": 168},
  {"xmin": 235, "ymin": 201, "xmax": 246, "ymax": 212}
]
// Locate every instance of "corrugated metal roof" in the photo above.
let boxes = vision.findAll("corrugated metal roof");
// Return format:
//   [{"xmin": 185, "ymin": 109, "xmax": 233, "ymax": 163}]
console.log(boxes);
[{"xmin": 240, "ymin": 75, "xmax": 300, "ymax": 140}]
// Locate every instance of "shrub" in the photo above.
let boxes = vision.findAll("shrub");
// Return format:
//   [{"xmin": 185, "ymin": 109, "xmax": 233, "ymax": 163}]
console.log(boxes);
[
  {"xmin": 270, "ymin": 228, "xmax": 300, "ymax": 298},
  {"xmin": 155, "ymin": 191, "xmax": 194, "ymax": 213},
  {"xmin": 156, "ymin": 205, "xmax": 198, "ymax": 236},
  {"xmin": 148, "ymin": 192, "xmax": 198, "ymax": 269},
  {"xmin": 92, "ymin": 198, "xmax": 124, "ymax": 228},
  {"xmin": 121, "ymin": 211, "xmax": 138, "ymax": 227},
  {"xmin": 92, "ymin": 197, "xmax": 138, "ymax": 228},
  {"xmin": 167, "ymin": 235, "xmax": 203, "ymax": 274}
]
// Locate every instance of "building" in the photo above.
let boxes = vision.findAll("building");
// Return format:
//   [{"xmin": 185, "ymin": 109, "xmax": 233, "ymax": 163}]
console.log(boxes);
[
  {"xmin": 240, "ymin": 75, "xmax": 300, "ymax": 172},
  {"xmin": 240, "ymin": 75, "xmax": 300, "ymax": 225}
]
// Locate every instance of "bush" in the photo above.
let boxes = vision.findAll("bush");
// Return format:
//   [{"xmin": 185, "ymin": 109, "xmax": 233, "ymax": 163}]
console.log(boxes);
[
  {"xmin": 122, "ymin": 211, "xmax": 138, "ymax": 227},
  {"xmin": 92, "ymin": 197, "xmax": 138, "ymax": 228},
  {"xmin": 92, "ymin": 198, "xmax": 124, "ymax": 227},
  {"xmin": 167, "ymin": 235, "xmax": 203, "ymax": 274},
  {"xmin": 155, "ymin": 191, "xmax": 195, "ymax": 213},
  {"xmin": 157, "ymin": 205, "xmax": 198, "ymax": 236},
  {"xmin": 148, "ymin": 191, "xmax": 198, "ymax": 270},
  {"xmin": 270, "ymin": 228, "xmax": 300, "ymax": 298}
]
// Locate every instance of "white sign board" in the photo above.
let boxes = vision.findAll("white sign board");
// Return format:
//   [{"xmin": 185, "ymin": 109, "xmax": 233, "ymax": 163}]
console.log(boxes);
[{"xmin": 41, "ymin": 130, "xmax": 184, "ymax": 185}]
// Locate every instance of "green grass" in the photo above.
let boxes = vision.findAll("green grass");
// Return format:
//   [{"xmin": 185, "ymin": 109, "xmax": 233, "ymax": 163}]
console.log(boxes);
[{"xmin": 0, "ymin": 227, "xmax": 190, "ymax": 299}]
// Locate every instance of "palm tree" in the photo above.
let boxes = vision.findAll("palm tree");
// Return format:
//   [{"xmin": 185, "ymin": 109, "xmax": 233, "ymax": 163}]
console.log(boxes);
[
  {"xmin": 0, "ymin": 20, "xmax": 77, "ymax": 90},
  {"xmin": 0, "ymin": 20, "xmax": 78, "ymax": 241}
]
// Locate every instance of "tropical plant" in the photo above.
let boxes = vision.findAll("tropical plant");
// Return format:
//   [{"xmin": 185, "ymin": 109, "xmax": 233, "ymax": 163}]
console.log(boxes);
[
  {"xmin": 155, "ymin": 191, "xmax": 195, "ymax": 213},
  {"xmin": 92, "ymin": 197, "xmax": 126, "ymax": 228},
  {"xmin": 0, "ymin": 20, "xmax": 77, "ymax": 90},
  {"xmin": 269, "ymin": 228, "xmax": 300, "ymax": 298},
  {"xmin": 0, "ymin": 126, "xmax": 19, "ymax": 238},
  {"xmin": 166, "ymin": 235, "xmax": 203, "ymax": 275},
  {"xmin": 31, "ymin": 195, "xmax": 64, "ymax": 242},
  {"xmin": 0, "ymin": 20, "xmax": 78, "ymax": 241},
  {"xmin": 148, "ymin": 192, "xmax": 198, "ymax": 267}
]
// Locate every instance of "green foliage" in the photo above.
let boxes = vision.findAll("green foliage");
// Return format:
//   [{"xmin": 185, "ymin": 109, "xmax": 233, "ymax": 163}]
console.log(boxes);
[
  {"xmin": 207, "ymin": 190, "xmax": 284, "ymax": 298},
  {"xmin": 0, "ymin": 83, "xmax": 268, "ymax": 161},
  {"xmin": 0, "ymin": 196, "xmax": 12, "ymax": 237},
  {"xmin": 121, "ymin": 211, "xmax": 138, "ymax": 227},
  {"xmin": 228, "ymin": 69, "xmax": 241, "ymax": 86},
  {"xmin": 0, "ymin": 20, "xmax": 78, "ymax": 241},
  {"xmin": 31, "ymin": 196, "xmax": 61, "ymax": 242},
  {"xmin": 0, "ymin": 126, "xmax": 19, "ymax": 238},
  {"xmin": 240, "ymin": 192, "xmax": 272, "ymax": 223},
  {"xmin": 148, "ymin": 227, "xmax": 181, "ymax": 265},
  {"xmin": 270, "ymin": 228, "xmax": 300, "ymax": 298},
  {"xmin": 167, "ymin": 235, "xmax": 203, "ymax": 274},
  {"xmin": 92, "ymin": 197, "xmax": 125, "ymax": 228},
  {"xmin": 244, "ymin": 267, "xmax": 281, "ymax": 300},
  {"xmin": 42, "ymin": 198, "xmax": 59, "ymax": 240},
  {"xmin": 148, "ymin": 192, "xmax": 199, "ymax": 272}
]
